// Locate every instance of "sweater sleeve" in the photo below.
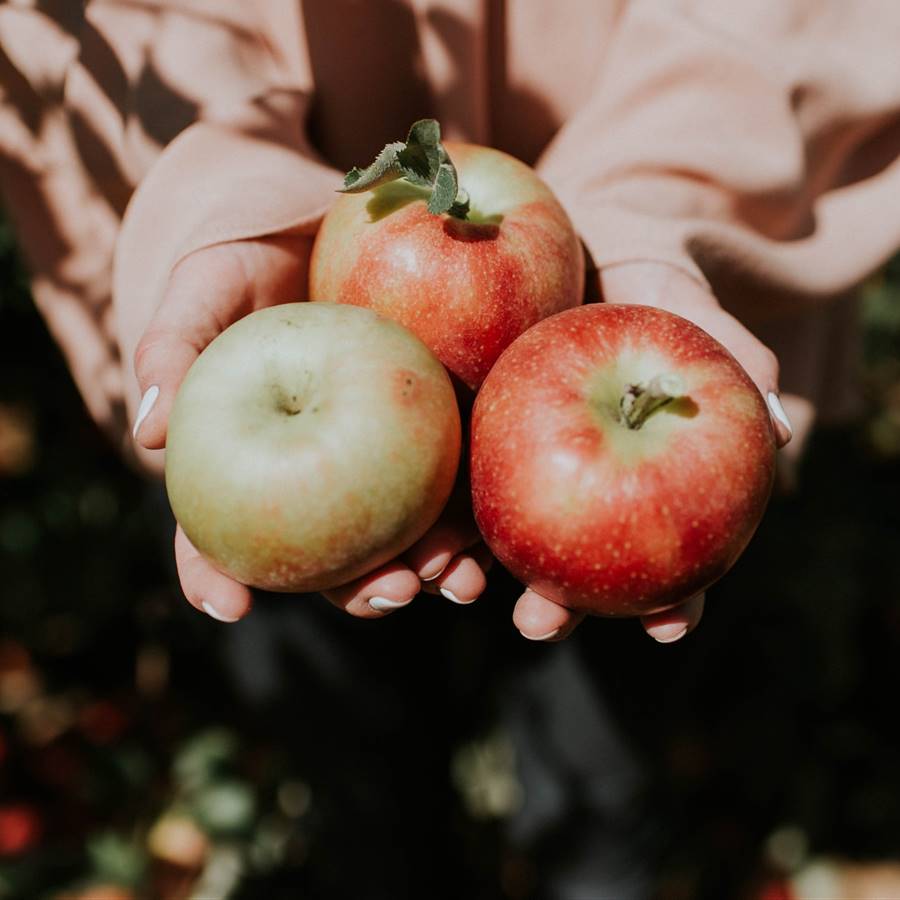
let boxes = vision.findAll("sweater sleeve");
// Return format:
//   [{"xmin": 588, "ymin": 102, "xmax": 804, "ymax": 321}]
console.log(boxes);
[
  {"xmin": 536, "ymin": 0, "xmax": 900, "ymax": 324},
  {"xmin": 0, "ymin": 1, "xmax": 341, "ymax": 462},
  {"xmin": 110, "ymin": 5, "xmax": 341, "ymax": 457}
]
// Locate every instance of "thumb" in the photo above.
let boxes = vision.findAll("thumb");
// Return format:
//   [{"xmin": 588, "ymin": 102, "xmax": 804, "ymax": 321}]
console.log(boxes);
[
  {"xmin": 131, "ymin": 245, "xmax": 253, "ymax": 450},
  {"xmin": 695, "ymin": 311, "xmax": 793, "ymax": 449}
]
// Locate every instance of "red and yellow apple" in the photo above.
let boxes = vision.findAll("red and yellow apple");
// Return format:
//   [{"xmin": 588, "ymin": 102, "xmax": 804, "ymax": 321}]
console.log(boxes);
[
  {"xmin": 164, "ymin": 302, "xmax": 461, "ymax": 592},
  {"xmin": 470, "ymin": 304, "xmax": 776, "ymax": 616},
  {"xmin": 309, "ymin": 140, "xmax": 584, "ymax": 390}
]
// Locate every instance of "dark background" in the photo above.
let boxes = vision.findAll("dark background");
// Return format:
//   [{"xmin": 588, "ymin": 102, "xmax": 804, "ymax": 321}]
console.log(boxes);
[{"xmin": 1, "ymin": 207, "xmax": 899, "ymax": 899}]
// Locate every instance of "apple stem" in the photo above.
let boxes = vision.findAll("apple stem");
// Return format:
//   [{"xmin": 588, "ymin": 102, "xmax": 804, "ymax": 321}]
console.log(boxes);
[{"xmin": 620, "ymin": 374, "xmax": 685, "ymax": 429}]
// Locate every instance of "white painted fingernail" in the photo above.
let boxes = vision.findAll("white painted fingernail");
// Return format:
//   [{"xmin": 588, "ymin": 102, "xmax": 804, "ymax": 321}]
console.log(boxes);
[
  {"xmin": 368, "ymin": 596, "xmax": 411, "ymax": 612},
  {"xmin": 767, "ymin": 392, "xmax": 792, "ymax": 439},
  {"xmin": 202, "ymin": 601, "xmax": 241, "ymax": 623},
  {"xmin": 652, "ymin": 624, "xmax": 688, "ymax": 644},
  {"xmin": 421, "ymin": 563, "xmax": 448, "ymax": 582},
  {"xmin": 133, "ymin": 385, "xmax": 160, "ymax": 439},
  {"xmin": 440, "ymin": 587, "xmax": 476, "ymax": 605},
  {"xmin": 521, "ymin": 628, "xmax": 560, "ymax": 642}
]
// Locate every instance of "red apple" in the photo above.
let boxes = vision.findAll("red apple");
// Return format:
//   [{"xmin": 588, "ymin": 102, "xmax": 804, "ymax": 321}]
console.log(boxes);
[
  {"xmin": 309, "ymin": 125, "xmax": 584, "ymax": 390},
  {"xmin": 470, "ymin": 304, "xmax": 776, "ymax": 616},
  {"xmin": 165, "ymin": 303, "xmax": 461, "ymax": 592}
]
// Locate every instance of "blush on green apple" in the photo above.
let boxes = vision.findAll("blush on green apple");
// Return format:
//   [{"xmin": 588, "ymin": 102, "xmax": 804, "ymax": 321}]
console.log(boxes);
[
  {"xmin": 164, "ymin": 302, "xmax": 461, "ymax": 593},
  {"xmin": 309, "ymin": 119, "xmax": 585, "ymax": 390},
  {"xmin": 470, "ymin": 303, "xmax": 777, "ymax": 617}
]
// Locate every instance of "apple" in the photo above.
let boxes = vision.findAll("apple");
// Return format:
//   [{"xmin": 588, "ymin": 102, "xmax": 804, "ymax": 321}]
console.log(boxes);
[
  {"xmin": 309, "ymin": 120, "xmax": 584, "ymax": 390},
  {"xmin": 165, "ymin": 302, "xmax": 461, "ymax": 592},
  {"xmin": 470, "ymin": 304, "xmax": 776, "ymax": 616}
]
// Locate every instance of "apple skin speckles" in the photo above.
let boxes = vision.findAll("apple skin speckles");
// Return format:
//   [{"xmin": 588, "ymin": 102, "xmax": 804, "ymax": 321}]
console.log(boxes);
[
  {"xmin": 165, "ymin": 303, "xmax": 461, "ymax": 593},
  {"xmin": 309, "ymin": 141, "xmax": 584, "ymax": 391},
  {"xmin": 470, "ymin": 304, "xmax": 776, "ymax": 617}
]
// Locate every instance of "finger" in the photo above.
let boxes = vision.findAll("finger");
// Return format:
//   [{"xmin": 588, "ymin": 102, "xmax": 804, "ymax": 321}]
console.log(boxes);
[
  {"xmin": 132, "ymin": 246, "xmax": 254, "ymax": 449},
  {"xmin": 640, "ymin": 593, "xmax": 705, "ymax": 643},
  {"xmin": 322, "ymin": 561, "xmax": 421, "ymax": 618},
  {"xmin": 680, "ymin": 308, "xmax": 792, "ymax": 450},
  {"xmin": 427, "ymin": 547, "xmax": 488, "ymax": 605},
  {"xmin": 774, "ymin": 394, "xmax": 815, "ymax": 493},
  {"xmin": 765, "ymin": 390, "xmax": 794, "ymax": 450},
  {"xmin": 174, "ymin": 525, "xmax": 253, "ymax": 623},
  {"xmin": 687, "ymin": 312, "xmax": 792, "ymax": 449},
  {"xmin": 132, "ymin": 236, "xmax": 312, "ymax": 450},
  {"xmin": 420, "ymin": 542, "xmax": 494, "ymax": 595},
  {"xmin": 513, "ymin": 589, "xmax": 586, "ymax": 642},
  {"xmin": 402, "ymin": 518, "xmax": 482, "ymax": 582},
  {"xmin": 716, "ymin": 319, "xmax": 792, "ymax": 449}
]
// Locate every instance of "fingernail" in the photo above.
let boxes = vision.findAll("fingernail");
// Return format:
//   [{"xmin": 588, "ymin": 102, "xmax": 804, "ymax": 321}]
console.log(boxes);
[
  {"xmin": 420, "ymin": 562, "xmax": 448, "ymax": 582},
  {"xmin": 133, "ymin": 385, "xmax": 160, "ymax": 439},
  {"xmin": 201, "ymin": 600, "xmax": 241, "ymax": 623},
  {"xmin": 521, "ymin": 628, "xmax": 560, "ymax": 642},
  {"xmin": 767, "ymin": 392, "xmax": 792, "ymax": 440},
  {"xmin": 368, "ymin": 596, "xmax": 412, "ymax": 612},
  {"xmin": 651, "ymin": 624, "xmax": 688, "ymax": 644},
  {"xmin": 440, "ymin": 587, "xmax": 476, "ymax": 605}
]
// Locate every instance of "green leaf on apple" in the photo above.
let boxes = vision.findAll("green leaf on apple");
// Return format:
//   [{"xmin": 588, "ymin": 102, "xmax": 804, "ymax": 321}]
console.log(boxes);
[
  {"xmin": 341, "ymin": 141, "xmax": 407, "ymax": 193},
  {"xmin": 428, "ymin": 161, "xmax": 460, "ymax": 215},
  {"xmin": 397, "ymin": 119, "xmax": 442, "ymax": 185},
  {"xmin": 339, "ymin": 119, "xmax": 469, "ymax": 219}
]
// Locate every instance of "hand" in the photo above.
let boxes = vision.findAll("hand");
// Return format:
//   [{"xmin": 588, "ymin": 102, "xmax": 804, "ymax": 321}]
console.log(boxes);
[
  {"xmin": 512, "ymin": 260, "xmax": 793, "ymax": 645},
  {"xmin": 131, "ymin": 236, "xmax": 490, "ymax": 622},
  {"xmin": 321, "ymin": 481, "xmax": 492, "ymax": 618}
]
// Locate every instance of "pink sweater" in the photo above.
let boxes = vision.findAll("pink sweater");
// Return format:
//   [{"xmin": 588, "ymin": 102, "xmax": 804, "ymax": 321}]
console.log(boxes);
[{"xmin": 1, "ymin": 1, "xmax": 899, "ymax": 469}]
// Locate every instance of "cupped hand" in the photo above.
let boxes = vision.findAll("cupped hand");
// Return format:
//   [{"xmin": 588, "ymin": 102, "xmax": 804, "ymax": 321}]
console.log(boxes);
[
  {"xmin": 511, "ymin": 260, "xmax": 792, "ymax": 645},
  {"xmin": 131, "ymin": 236, "xmax": 490, "ymax": 623},
  {"xmin": 322, "ymin": 503, "xmax": 491, "ymax": 617}
]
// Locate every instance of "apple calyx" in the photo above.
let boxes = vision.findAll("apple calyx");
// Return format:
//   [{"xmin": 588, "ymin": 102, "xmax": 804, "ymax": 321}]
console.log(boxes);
[
  {"xmin": 619, "ymin": 374, "xmax": 685, "ymax": 430},
  {"xmin": 338, "ymin": 119, "xmax": 470, "ymax": 220}
]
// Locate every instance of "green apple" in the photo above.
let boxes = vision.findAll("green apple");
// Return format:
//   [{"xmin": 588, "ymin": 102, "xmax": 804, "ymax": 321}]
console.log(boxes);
[{"xmin": 165, "ymin": 303, "xmax": 461, "ymax": 592}]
